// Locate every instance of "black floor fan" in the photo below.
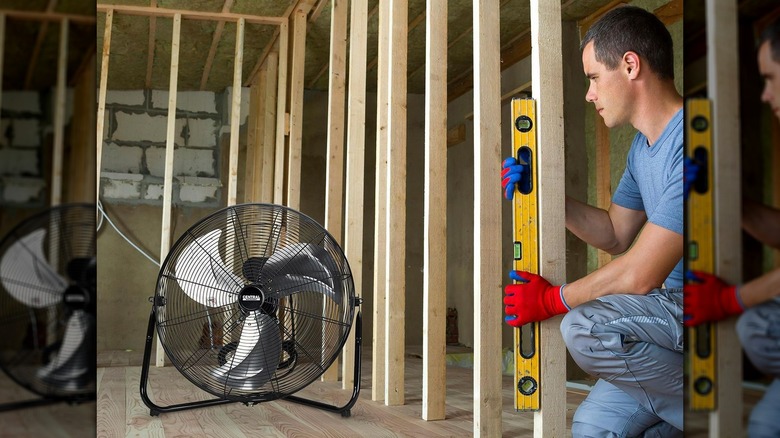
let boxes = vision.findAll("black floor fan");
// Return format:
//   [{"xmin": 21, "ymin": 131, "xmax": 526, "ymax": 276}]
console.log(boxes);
[
  {"xmin": 140, "ymin": 203, "xmax": 362, "ymax": 417},
  {"xmin": 0, "ymin": 203, "xmax": 96, "ymax": 411}
]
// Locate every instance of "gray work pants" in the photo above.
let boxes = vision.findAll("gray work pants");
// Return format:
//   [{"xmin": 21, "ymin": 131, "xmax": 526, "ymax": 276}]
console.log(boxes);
[
  {"xmin": 736, "ymin": 298, "xmax": 780, "ymax": 438},
  {"xmin": 561, "ymin": 288, "xmax": 683, "ymax": 437}
]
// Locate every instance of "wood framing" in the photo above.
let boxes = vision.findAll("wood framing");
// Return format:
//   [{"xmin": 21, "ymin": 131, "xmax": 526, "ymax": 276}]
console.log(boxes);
[
  {"xmin": 50, "ymin": 18, "xmax": 68, "ymax": 207},
  {"xmin": 273, "ymin": 22, "xmax": 288, "ymax": 205},
  {"xmin": 96, "ymin": 9, "xmax": 112, "ymax": 201},
  {"xmin": 200, "ymin": 0, "xmax": 235, "ymax": 90},
  {"xmin": 423, "ymin": 0, "xmax": 447, "ymax": 422},
  {"xmin": 94, "ymin": 4, "xmax": 282, "ymax": 25},
  {"xmin": 286, "ymin": 10, "xmax": 307, "ymax": 210},
  {"xmin": 245, "ymin": 70, "xmax": 264, "ymax": 203},
  {"xmin": 145, "ymin": 1, "xmax": 156, "ymax": 89},
  {"xmin": 68, "ymin": 53, "xmax": 97, "ymax": 203},
  {"xmin": 706, "ymin": 0, "xmax": 742, "ymax": 435},
  {"xmin": 226, "ymin": 17, "xmax": 245, "ymax": 207},
  {"xmin": 24, "ymin": 0, "xmax": 57, "ymax": 90},
  {"xmin": 260, "ymin": 52, "xmax": 278, "ymax": 203},
  {"xmin": 372, "ymin": 0, "xmax": 390, "ymax": 403},
  {"xmin": 472, "ymin": 0, "xmax": 502, "ymax": 435},
  {"xmin": 595, "ymin": 115, "xmax": 611, "ymax": 268},
  {"xmin": 157, "ymin": 13, "xmax": 181, "ymax": 367},
  {"xmin": 531, "ymin": 1, "xmax": 567, "ymax": 435},
  {"xmin": 0, "ymin": 9, "xmax": 95, "ymax": 23},
  {"xmin": 321, "ymin": 0, "xmax": 348, "ymax": 383},
  {"xmin": 342, "ymin": 0, "xmax": 368, "ymax": 391}
]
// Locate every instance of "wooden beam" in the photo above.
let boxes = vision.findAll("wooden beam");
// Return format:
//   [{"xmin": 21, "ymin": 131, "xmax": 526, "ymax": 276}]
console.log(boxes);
[
  {"xmin": 308, "ymin": 0, "xmax": 328, "ymax": 23},
  {"xmin": 472, "ymin": 0, "xmax": 502, "ymax": 435},
  {"xmin": 200, "ymin": 0, "xmax": 235, "ymax": 90},
  {"xmin": 226, "ymin": 18, "xmax": 244, "ymax": 207},
  {"xmin": 286, "ymin": 10, "xmax": 307, "ymax": 210},
  {"xmin": 71, "ymin": 40, "xmax": 96, "ymax": 87},
  {"xmin": 706, "ymin": 0, "xmax": 742, "ymax": 435},
  {"xmin": 273, "ymin": 22, "xmax": 288, "ymax": 205},
  {"xmin": 157, "ymin": 13, "xmax": 181, "ymax": 368},
  {"xmin": 245, "ymin": 73, "xmax": 263, "ymax": 203},
  {"xmin": 50, "ymin": 18, "xmax": 67, "ymax": 207},
  {"xmin": 95, "ymin": 4, "xmax": 283, "ymax": 25},
  {"xmin": 321, "ymin": 0, "xmax": 347, "ymax": 383},
  {"xmin": 365, "ymin": 8, "xmax": 427, "ymax": 75},
  {"xmin": 372, "ymin": 0, "xmax": 390, "ymax": 403},
  {"xmin": 0, "ymin": 9, "xmax": 95, "ymax": 23},
  {"xmin": 68, "ymin": 53, "xmax": 97, "ymax": 203},
  {"xmin": 423, "ymin": 0, "xmax": 447, "ymax": 422},
  {"xmin": 595, "ymin": 115, "xmax": 611, "ymax": 268},
  {"xmin": 654, "ymin": 0, "xmax": 682, "ymax": 26},
  {"xmin": 446, "ymin": 123, "xmax": 466, "ymax": 148},
  {"xmin": 97, "ymin": 9, "xmax": 112, "ymax": 202},
  {"xmin": 261, "ymin": 52, "xmax": 278, "ymax": 203},
  {"xmin": 245, "ymin": 27, "xmax": 280, "ymax": 87},
  {"xmin": 23, "ymin": 0, "xmax": 57, "ymax": 90},
  {"xmin": 531, "ymin": 1, "xmax": 567, "ymax": 435},
  {"xmin": 145, "ymin": 0, "xmax": 156, "ymax": 89},
  {"xmin": 342, "ymin": 0, "xmax": 368, "ymax": 392},
  {"xmin": 384, "ymin": 0, "xmax": 407, "ymax": 407},
  {"xmin": 578, "ymin": 0, "xmax": 626, "ymax": 39}
]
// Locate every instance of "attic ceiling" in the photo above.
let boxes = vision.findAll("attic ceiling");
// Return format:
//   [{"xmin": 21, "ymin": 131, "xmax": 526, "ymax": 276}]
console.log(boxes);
[
  {"xmin": 1, "ymin": 0, "xmax": 96, "ymax": 90},
  {"xmin": 95, "ymin": 0, "xmax": 640, "ymax": 95}
]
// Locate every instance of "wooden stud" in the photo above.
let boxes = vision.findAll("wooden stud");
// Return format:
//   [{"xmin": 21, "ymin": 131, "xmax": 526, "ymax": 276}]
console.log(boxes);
[
  {"xmin": 365, "ymin": 8, "xmax": 429, "ymax": 75},
  {"xmin": 273, "ymin": 22, "xmax": 288, "ymax": 205},
  {"xmin": 227, "ymin": 18, "xmax": 244, "ymax": 207},
  {"xmin": 157, "ymin": 13, "xmax": 181, "ymax": 367},
  {"xmin": 245, "ymin": 74, "xmax": 263, "ymax": 203},
  {"xmin": 472, "ymin": 0, "xmax": 502, "ymax": 435},
  {"xmin": 706, "ymin": 0, "xmax": 742, "ymax": 435},
  {"xmin": 23, "ymin": 0, "xmax": 57, "ymax": 90},
  {"xmin": 246, "ymin": 28, "xmax": 280, "ymax": 88},
  {"xmin": 372, "ymin": 0, "xmax": 390, "ymax": 403},
  {"xmin": 446, "ymin": 124, "xmax": 466, "ymax": 148},
  {"xmin": 654, "ymin": 0, "xmax": 682, "ymax": 26},
  {"xmin": 0, "ymin": 9, "xmax": 95, "ymax": 24},
  {"xmin": 67, "ymin": 53, "xmax": 97, "ymax": 203},
  {"xmin": 321, "ymin": 0, "xmax": 348, "ymax": 383},
  {"xmin": 595, "ymin": 115, "xmax": 611, "ymax": 268},
  {"xmin": 94, "ymin": 4, "xmax": 283, "ymax": 25},
  {"xmin": 309, "ymin": 0, "xmax": 329, "ymax": 23},
  {"xmin": 97, "ymin": 9, "xmax": 112, "ymax": 202},
  {"xmin": 145, "ymin": 0, "xmax": 156, "ymax": 89},
  {"xmin": 531, "ymin": 1, "xmax": 567, "ymax": 435},
  {"xmin": 0, "ymin": 15, "xmax": 4, "ymax": 154},
  {"xmin": 200, "ymin": 0, "xmax": 235, "ymax": 91},
  {"xmin": 50, "ymin": 18, "xmax": 68, "ymax": 207},
  {"xmin": 286, "ymin": 10, "xmax": 307, "ymax": 211},
  {"xmin": 342, "ymin": 0, "xmax": 368, "ymax": 391},
  {"xmin": 423, "ymin": 0, "xmax": 447, "ymax": 422},
  {"xmin": 261, "ymin": 52, "xmax": 279, "ymax": 203}
]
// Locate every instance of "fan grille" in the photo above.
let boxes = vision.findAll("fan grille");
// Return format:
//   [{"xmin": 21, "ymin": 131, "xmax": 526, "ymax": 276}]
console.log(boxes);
[{"xmin": 155, "ymin": 204, "xmax": 355, "ymax": 402}]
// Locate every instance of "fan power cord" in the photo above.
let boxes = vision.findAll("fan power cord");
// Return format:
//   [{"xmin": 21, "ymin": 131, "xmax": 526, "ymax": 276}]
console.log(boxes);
[{"xmin": 97, "ymin": 199, "xmax": 160, "ymax": 267}]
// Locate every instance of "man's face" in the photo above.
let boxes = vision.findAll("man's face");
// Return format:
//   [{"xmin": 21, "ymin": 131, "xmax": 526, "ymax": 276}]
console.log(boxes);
[
  {"xmin": 582, "ymin": 42, "xmax": 631, "ymax": 128},
  {"xmin": 758, "ymin": 41, "xmax": 780, "ymax": 121}
]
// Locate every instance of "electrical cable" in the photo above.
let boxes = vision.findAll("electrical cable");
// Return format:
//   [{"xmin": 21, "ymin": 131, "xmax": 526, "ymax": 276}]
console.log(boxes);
[{"xmin": 96, "ymin": 199, "xmax": 160, "ymax": 267}]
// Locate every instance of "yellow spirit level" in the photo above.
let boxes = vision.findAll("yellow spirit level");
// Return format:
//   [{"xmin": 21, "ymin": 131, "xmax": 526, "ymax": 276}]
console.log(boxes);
[
  {"xmin": 686, "ymin": 98, "xmax": 716, "ymax": 411},
  {"xmin": 511, "ymin": 97, "xmax": 540, "ymax": 411}
]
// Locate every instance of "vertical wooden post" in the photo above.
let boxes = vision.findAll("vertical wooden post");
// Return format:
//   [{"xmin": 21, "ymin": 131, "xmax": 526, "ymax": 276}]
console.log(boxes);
[
  {"xmin": 423, "ymin": 0, "xmax": 447, "ymax": 422},
  {"xmin": 287, "ymin": 10, "xmax": 307, "ymax": 211},
  {"xmin": 706, "ymin": 0, "xmax": 742, "ymax": 436},
  {"xmin": 595, "ymin": 116, "xmax": 611, "ymax": 268},
  {"xmin": 385, "ymin": 0, "xmax": 407, "ymax": 407},
  {"xmin": 245, "ymin": 72, "xmax": 264, "ymax": 203},
  {"xmin": 372, "ymin": 0, "xmax": 390, "ymax": 403},
  {"xmin": 157, "ymin": 13, "xmax": 181, "ymax": 367},
  {"xmin": 51, "ymin": 18, "xmax": 68, "ymax": 207},
  {"xmin": 472, "ymin": 0, "xmax": 502, "ymax": 435},
  {"xmin": 530, "ymin": 1, "xmax": 567, "ymax": 436},
  {"xmin": 274, "ymin": 22, "xmax": 288, "ymax": 205},
  {"xmin": 342, "ymin": 0, "xmax": 368, "ymax": 391},
  {"xmin": 321, "ymin": 0, "xmax": 348, "ymax": 383},
  {"xmin": 97, "ymin": 10, "xmax": 113, "ymax": 201},
  {"xmin": 68, "ymin": 54, "xmax": 97, "ymax": 203},
  {"xmin": 227, "ymin": 18, "xmax": 245, "ymax": 207},
  {"xmin": 261, "ymin": 52, "xmax": 278, "ymax": 203}
]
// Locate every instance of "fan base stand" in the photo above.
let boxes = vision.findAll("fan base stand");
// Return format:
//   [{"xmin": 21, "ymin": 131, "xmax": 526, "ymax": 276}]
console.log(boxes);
[
  {"xmin": 140, "ymin": 306, "xmax": 363, "ymax": 418},
  {"xmin": 0, "ymin": 393, "xmax": 95, "ymax": 412}
]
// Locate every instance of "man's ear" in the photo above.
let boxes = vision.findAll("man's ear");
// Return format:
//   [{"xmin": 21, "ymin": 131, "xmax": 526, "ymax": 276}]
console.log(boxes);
[{"xmin": 623, "ymin": 51, "xmax": 640, "ymax": 79}]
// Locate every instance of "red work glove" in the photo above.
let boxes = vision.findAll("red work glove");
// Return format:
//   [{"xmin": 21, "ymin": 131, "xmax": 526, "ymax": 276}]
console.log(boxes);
[
  {"xmin": 684, "ymin": 270, "xmax": 744, "ymax": 327},
  {"xmin": 504, "ymin": 271, "xmax": 570, "ymax": 327}
]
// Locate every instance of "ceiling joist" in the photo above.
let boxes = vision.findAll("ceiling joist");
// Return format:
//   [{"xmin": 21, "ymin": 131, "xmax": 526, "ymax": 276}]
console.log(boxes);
[
  {"xmin": 0, "ymin": 9, "xmax": 95, "ymax": 23},
  {"xmin": 24, "ymin": 0, "xmax": 58, "ymax": 90},
  {"xmin": 199, "ymin": 0, "xmax": 235, "ymax": 90},
  {"xmin": 96, "ymin": 4, "xmax": 284, "ymax": 25}
]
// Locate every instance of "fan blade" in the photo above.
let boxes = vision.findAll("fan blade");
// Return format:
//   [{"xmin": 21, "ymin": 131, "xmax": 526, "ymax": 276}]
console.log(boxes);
[
  {"xmin": 175, "ymin": 229, "xmax": 242, "ymax": 307},
  {"xmin": 36, "ymin": 310, "xmax": 91, "ymax": 385},
  {"xmin": 261, "ymin": 243, "xmax": 342, "ymax": 304},
  {"xmin": 0, "ymin": 228, "xmax": 66, "ymax": 308},
  {"xmin": 211, "ymin": 311, "xmax": 282, "ymax": 390}
]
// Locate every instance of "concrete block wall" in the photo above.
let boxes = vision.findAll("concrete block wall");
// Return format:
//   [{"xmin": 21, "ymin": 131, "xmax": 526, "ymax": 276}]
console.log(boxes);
[{"xmin": 100, "ymin": 88, "xmax": 249, "ymax": 205}]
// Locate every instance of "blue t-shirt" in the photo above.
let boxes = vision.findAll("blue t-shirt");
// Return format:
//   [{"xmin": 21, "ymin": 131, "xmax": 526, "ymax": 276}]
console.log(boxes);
[{"xmin": 612, "ymin": 109, "xmax": 683, "ymax": 288}]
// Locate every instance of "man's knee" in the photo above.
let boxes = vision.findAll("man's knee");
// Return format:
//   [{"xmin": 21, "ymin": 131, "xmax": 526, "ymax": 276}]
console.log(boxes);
[
  {"xmin": 561, "ymin": 303, "xmax": 616, "ymax": 376},
  {"xmin": 737, "ymin": 306, "xmax": 780, "ymax": 375}
]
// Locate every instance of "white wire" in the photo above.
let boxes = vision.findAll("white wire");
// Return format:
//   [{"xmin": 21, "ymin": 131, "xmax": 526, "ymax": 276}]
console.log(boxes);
[{"xmin": 96, "ymin": 199, "xmax": 161, "ymax": 267}]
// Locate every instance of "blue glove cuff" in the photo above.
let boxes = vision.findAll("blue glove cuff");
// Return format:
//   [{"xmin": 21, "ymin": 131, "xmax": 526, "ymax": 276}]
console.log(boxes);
[{"xmin": 559, "ymin": 283, "xmax": 571, "ymax": 311}]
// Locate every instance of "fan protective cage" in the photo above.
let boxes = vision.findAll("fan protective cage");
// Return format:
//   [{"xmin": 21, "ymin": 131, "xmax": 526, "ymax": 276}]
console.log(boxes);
[
  {"xmin": 155, "ymin": 203, "xmax": 355, "ymax": 402},
  {"xmin": 0, "ymin": 204, "xmax": 96, "ymax": 399}
]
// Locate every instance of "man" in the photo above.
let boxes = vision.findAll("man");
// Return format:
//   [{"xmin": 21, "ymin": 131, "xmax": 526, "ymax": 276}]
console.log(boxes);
[
  {"xmin": 501, "ymin": 6, "xmax": 683, "ymax": 436},
  {"xmin": 685, "ymin": 18, "xmax": 780, "ymax": 437}
]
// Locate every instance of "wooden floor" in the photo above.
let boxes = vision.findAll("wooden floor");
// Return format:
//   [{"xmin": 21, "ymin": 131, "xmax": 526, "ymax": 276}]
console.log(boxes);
[{"xmin": 96, "ymin": 349, "xmax": 762, "ymax": 438}]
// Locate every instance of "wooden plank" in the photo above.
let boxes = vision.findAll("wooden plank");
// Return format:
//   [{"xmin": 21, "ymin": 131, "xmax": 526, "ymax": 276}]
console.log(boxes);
[
  {"xmin": 273, "ymin": 22, "xmax": 288, "ymax": 205},
  {"xmin": 246, "ymin": 27, "xmax": 280, "ymax": 88},
  {"xmin": 654, "ymin": 0, "xmax": 682, "ymax": 26},
  {"xmin": 67, "ymin": 53, "xmax": 97, "ymax": 203},
  {"xmin": 227, "ymin": 18, "xmax": 245, "ymax": 207},
  {"xmin": 95, "ymin": 4, "xmax": 283, "ymax": 25},
  {"xmin": 157, "ymin": 13, "xmax": 181, "ymax": 367},
  {"xmin": 96, "ymin": 367, "xmax": 126, "ymax": 437},
  {"xmin": 200, "ymin": 0, "xmax": 235, "ymax": 90},
  {"xmin": 423, "ymin": 0, "xmax": 447, "ymax": 421},
  {"xmin": 286, "ymin": 10, "xmax": 307, "ymax": 210},
  {"xmin": 365, "ymin": 7, "xmax": 429, "ymax": 74},
  {"xmin": 595, "ymin": 115, "xmax": 611, "ymax": 268},
  {"xmin": 23, "ymin": 0, "xmax": 57, "ymax": 90},
  {"xmin": 145, "ymin": 0, "xmax": 156, "ymax": 89},
  {"xmin": 447, "ymin": 123, "xmax": 466, "ymax": 148},
  {"xmin": 50, "ymin": 18, "xmax": 67, "ymax": 207},
  {"xmin": 706, "ymin": 0, "xmax": 742, "ymax": 436},
  {"xmin": 472, "ymin": 0, "xmax": 502, "ymax": 435},
  {"xmin": 531, "ymin": 0, "xmax": 567, "ymax": 436},
  {"xmin": 342, "ymin": 0, "xmax": 368, "ymax": 391},
  {"xmin": 97, "ymin": 9, "xmax": 112, "ymax": 203},
  {"xmin": 384, "ymin": 0, "xmax": 407, "ymax": 407},
  {"xmin": 245, "ymin": 71, "xmax": 263, "ymax": 203},
  {"xmin": 0, "ymin": 8, "xmax": 95, "ymax": 23},
  {"xmin": 321, "ymin": 0, "xmax": 348, "ymax": 383},
  {"xmin": 372, "ymin": 0, "xmax": 390, "ymax": 403},
  {"xmin": 261, "ymin": 52, "xmax": 279, "ymax": 203},
  {"xmin": 125, "ymin": 367, "xmax": 164, "ymax": 437},
  {"xmin": 309, "ymin": 0, "xmax": 329, "ymax": 22}
]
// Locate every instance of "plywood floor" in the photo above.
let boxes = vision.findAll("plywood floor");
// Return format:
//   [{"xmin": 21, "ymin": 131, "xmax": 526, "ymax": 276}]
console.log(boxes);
[{"xmin": 97, "ymin": 349, "xmax": 762, "ymax": 437}]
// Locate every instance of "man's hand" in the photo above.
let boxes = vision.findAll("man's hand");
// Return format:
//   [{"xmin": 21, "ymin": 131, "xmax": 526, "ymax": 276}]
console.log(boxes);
[
  {"xmin": 504, "ymin": 271, "xmax": 570, "ymax": 327},
  {"xmin": 684, "ymin": 270, "xmax": 744, "ymax": 326},
  {"xmin": 684, "ymin": 155, "xmax": 700, "ymax": 200},
  {"xmin": 501, "ymin": 157, "xmax": 527, "ymax": 200}
]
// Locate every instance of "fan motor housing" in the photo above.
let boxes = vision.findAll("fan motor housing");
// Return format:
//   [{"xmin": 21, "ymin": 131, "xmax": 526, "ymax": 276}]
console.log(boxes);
[{"xmin": 238, "ymin": 285, "xmax": 267, "ymax": 313}]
